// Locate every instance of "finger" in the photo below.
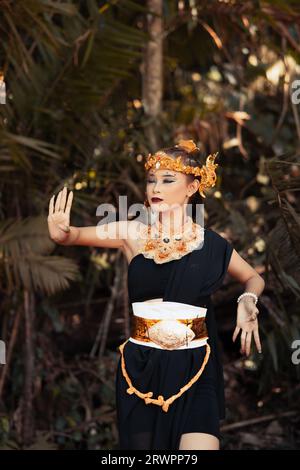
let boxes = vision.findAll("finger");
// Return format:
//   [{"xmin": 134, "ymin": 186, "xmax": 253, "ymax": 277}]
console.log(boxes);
[
  {"xmin": 54, "ymin": 190, "xmax": 62, "ymax": 212},
  {"xmin": 49, "ymin": 194, "xmax": 55, "ymax": 216},
  {"xmin": 65, "ymin": 190, "xmax": 73, "ymax": 218},
  {"xmin": 232, "ymin": 326, "xmax": 240, "ymax": 342},
  {"xmin": 245, "ymin": 330, "xmax": 252, "ymax": 356},
  {"xmin": 240, "ymin": 330, "xmax": 247, "ymax": 354},
  {"xmin": 253, "ymin": 328, "xmax": 262, "ymax": 353},
  {"xmin": 59, "ymin": 186, "xmax": 67, "ymax": 212}
]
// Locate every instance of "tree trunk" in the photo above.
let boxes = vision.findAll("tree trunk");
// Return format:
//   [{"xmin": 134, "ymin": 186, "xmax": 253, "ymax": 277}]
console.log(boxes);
[
  {"xmin": 22, "ymin": 289, "xmax": 35, "ymax": 446},
  {"xmin": 142, "ymin": 0, "xmax": 163, "ymax": 150}
]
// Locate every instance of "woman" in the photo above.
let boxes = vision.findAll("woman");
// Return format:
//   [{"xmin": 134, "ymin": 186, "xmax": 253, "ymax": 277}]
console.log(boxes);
[{"xmin": 47, "ymin": 139, "xmax": 265, "ymax": 450}]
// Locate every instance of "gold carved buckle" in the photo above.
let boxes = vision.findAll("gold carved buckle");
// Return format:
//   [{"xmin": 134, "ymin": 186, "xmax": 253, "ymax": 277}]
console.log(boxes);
[{"xmin": 147, "ymin": 319, "xmax": 195, "ymax": 350}]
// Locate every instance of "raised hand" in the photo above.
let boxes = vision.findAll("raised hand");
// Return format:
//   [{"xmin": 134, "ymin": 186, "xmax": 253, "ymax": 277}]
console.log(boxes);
[{"xmin": 48, "ymin": 187, "xmax": 73, "ymax": 243}]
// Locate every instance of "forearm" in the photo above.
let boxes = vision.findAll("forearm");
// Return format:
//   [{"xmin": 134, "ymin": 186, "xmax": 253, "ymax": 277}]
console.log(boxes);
[
  {"xmin": 242, "ymin": 275, "xmax": 265, "ymax": 299},
  {"xmin": 58, "ymin": 226, "xmax": 80, "ymax": 246}
]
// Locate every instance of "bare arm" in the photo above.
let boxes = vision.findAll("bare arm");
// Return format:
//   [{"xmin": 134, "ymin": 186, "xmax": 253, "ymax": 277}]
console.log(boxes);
[
  {"xmin": 227, "ymin": 248, "xmax": 265, "ymax": 297},
  {"xmin": 48, "ymin": 187, "xmax": 136, "ymax": 249},
  {"xmin": 59, "ymin": 223, "xmax": 127, "ymax": 248}
]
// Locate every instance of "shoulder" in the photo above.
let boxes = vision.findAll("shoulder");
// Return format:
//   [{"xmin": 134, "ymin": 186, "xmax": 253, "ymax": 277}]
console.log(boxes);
[
  {"xmin": 123, "ymin": 219, "xmax": 148, "ymax": 257},
  {"xmin": 127, "ymin": 219, "xmax": 148, "ymax": 236},
  {"xmin": 205, "ymin": 227, "xmax": 230, "ymax": 242},
  {"xmin": 204, "ymin": 227, "xmax": 233, "ymax": 253},
  {"xmin": 203, "ymin": 227, "xmax": 219, "ymax": 242}
]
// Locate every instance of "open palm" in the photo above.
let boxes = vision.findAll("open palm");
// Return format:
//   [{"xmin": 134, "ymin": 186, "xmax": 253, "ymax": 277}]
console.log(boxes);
[
  {"xmin": 232, "ymin": 299, "xmax": 262, "ymax": 356},
  {"xmin": 48, "ymin": 187, "xmax": 73, "ymax": 243}
]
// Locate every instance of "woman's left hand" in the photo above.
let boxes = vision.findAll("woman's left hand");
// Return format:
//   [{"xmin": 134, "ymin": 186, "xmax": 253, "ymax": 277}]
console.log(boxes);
[{"xmin": 232, "ymin": 298, "xmax": 262, "ymax": 356}]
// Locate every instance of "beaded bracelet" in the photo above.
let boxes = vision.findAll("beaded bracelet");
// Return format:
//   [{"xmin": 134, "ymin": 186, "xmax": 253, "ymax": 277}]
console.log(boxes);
[{"xmin": 237, "ymin": 292, "xmax": 258, "ymax": 305}]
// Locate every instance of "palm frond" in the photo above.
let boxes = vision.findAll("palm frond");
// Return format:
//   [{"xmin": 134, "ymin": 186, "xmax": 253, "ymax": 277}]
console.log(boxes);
[{"xmin": 0, "ymin": 215, "xmax": 81, "ymax": 294}]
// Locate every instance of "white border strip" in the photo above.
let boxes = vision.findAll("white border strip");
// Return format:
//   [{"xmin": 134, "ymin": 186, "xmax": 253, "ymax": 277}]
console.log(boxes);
[
  {"xmin": 128, "ymin": 336, "xmax": 208, "ymax": 350},
  {"xmin": 132, "ymin": 301, "xmax": 207, "ymax": 319}
]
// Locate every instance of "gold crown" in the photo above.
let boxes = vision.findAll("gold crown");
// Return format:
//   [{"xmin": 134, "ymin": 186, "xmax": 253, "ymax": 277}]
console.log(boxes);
[{"xmin": 144, "ymin": 139, "xmax": 219, "ymax": 198}]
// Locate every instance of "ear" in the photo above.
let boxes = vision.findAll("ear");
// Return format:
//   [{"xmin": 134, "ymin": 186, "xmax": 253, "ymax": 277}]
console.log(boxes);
[{"xmin": 190, "ymin": 178, "xmax": 200, "ymax": 194}]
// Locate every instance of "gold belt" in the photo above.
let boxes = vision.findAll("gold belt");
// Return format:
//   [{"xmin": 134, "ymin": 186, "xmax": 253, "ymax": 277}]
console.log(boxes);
[{"xmin": 130, "ymin": 315, "xmax": 208, "ymax": 350}]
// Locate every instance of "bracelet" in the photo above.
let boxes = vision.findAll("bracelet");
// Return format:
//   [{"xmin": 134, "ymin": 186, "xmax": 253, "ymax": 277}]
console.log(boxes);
[{"xmin": 237, "ymin": 292, "xmax": 258, "ymax": 305}]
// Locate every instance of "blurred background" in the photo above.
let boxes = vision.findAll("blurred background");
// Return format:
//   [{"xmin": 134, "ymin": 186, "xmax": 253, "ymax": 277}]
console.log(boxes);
[{"xmin": 0, "ymin": 0, "xmax": 299, "ymax": 450}]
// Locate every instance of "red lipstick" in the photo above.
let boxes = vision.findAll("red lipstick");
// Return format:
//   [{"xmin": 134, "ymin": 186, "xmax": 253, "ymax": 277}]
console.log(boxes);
[{"xmin": 151, "ymin": 197, "xmax": 163, "ymax": 203}]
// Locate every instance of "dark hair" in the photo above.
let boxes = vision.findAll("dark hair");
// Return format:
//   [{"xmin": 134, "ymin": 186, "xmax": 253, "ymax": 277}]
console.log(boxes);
[{"xmin": 149, "ymin": 144, "xmax": 205, "ymax": 222}]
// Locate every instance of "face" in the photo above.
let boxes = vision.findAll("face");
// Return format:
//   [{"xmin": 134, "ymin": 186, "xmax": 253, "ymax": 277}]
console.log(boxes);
[{"xmin": 146, "ymin": 169, "xmax": 200, "ymax": 213}]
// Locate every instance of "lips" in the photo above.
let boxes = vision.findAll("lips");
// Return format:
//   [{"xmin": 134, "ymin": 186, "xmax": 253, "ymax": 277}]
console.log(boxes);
[{"xmin": 151, "ymin": 197, "xmax": 163, "ymax": 203}]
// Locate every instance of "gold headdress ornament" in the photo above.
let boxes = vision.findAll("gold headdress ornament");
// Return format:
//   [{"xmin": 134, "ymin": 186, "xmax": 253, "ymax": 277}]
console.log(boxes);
[{"xmin": 144, "ymin": 139, "xmax": 219, "ymax": 198}]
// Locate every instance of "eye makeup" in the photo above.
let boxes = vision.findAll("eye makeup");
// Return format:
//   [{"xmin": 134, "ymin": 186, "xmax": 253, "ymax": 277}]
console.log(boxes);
[
  {"xmin": 147, "ymin": 179, "xmax": 175, "ymax": 184},
  {"xmin": 147, "ymin": 173, "xmax": 176, "ymax": 179}
]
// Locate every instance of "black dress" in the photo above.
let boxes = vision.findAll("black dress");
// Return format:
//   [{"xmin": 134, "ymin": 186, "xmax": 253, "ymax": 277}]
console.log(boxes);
[{"xmin": 115, "ymin": 227, "xmax": 234, "ymax": 450}]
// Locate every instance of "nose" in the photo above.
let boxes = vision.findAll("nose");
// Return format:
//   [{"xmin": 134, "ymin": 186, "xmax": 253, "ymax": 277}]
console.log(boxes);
[{"xmin": 153, "ymin": 181, "xmax": 162, "ymax": 193}]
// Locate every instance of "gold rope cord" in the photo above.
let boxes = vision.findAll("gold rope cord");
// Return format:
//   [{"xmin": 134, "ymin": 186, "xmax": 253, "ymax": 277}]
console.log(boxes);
[{"xmin": 118, "ymin": 340, "xmax": 211, "ymax": 413}]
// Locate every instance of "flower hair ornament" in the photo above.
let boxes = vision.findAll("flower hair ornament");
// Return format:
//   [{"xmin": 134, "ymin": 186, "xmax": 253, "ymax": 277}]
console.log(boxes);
[{"xmin": 144, "ymin": 139, "xmax": 219, "ymax": 198}]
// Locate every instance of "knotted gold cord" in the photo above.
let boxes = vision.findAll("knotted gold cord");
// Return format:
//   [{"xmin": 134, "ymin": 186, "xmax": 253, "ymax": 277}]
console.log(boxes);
[{"xmin": 118, "ymin": 340, "xmax": 211, "ymax": 412}]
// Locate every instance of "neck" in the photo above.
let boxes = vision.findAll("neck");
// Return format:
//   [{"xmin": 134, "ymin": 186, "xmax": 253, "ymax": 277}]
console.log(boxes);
[{"xmin": 157, "ymin": 209, "xmax": 192, "ymax": 234}]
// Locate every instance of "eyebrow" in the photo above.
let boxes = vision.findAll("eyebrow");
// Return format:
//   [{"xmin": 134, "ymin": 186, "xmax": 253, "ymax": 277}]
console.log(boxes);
[{"xmin": 148, "ymin": 173, "xmax": 176, "ymax": 177}]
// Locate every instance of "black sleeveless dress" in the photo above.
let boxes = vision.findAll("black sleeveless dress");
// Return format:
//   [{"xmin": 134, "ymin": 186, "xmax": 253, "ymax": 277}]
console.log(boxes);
[{"xmin": 115, "ymin": 227, "xmax": 234, "ymax": 450}]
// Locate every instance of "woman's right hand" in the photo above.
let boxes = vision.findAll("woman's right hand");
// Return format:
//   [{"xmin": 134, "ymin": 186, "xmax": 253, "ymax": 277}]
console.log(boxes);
[{"xmin": 48, "ymin": 187, "xmax": 74, "ymax": 243}]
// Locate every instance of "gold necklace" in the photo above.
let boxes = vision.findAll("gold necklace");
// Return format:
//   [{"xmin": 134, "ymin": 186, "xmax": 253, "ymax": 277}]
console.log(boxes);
[{"xmin": 138, "ymin": 218, "xmax": 204, "ymax": 264}]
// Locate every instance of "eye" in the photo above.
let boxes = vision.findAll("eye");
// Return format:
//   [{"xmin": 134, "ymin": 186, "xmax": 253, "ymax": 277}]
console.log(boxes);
[{"xmin": 146, "ymin": 179, "xmax": 175, "ymax": 183}]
